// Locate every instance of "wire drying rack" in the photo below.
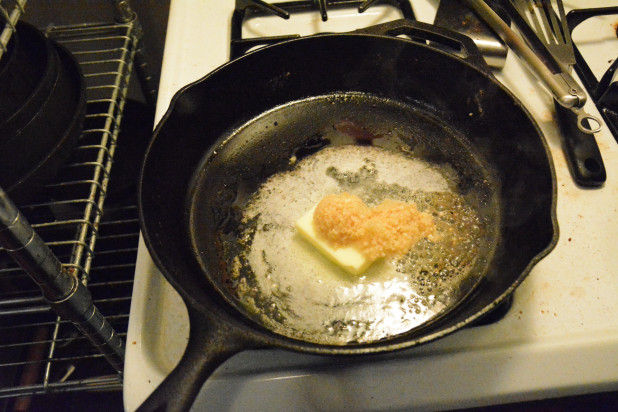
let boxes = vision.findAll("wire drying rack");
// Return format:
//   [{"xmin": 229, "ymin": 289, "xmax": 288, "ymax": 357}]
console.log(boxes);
[
  {"xmin": 0, "ymin": 19, "xmax": 141, "ymax": 404},
  {"xmin": 0, "ymin": 0, "xmax": 26, "ymax": 61}
]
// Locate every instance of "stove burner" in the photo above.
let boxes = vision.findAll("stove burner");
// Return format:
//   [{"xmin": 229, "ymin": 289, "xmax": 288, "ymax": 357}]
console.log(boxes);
[
  {"xmin": 568, "ymin": 7, "xmax": 618, "ymax": 143},
  {"xmin": 231, "ymin": 0, "xmax": 415, "ymax": 58},
  {"xmin": 237, "ymin": 0, "xmax": 291, "ymax": 19}
]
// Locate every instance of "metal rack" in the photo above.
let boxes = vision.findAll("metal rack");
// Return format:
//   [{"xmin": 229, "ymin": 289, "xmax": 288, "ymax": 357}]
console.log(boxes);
[
  {"xmin": 0, "ymin": 20, "xmax": 139, "ymax": 402},
  {"xmin": 0, "ymin": 0, "xmax": 26, "ymax": 60}
]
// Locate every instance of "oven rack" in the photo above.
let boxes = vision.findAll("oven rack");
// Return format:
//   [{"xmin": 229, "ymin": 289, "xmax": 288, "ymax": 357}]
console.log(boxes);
[{"xmin": 0, "ymin": 21, "xmax": 139, "ymax": 401}]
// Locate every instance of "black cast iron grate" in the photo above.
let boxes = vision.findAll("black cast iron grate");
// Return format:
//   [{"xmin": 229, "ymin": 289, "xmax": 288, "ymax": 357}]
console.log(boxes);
[
  {"xmin": 231, "ymin": 0, "xmax": 416, "ymax": 58},
  {"xmin": 567, "ymin": 7, "xmax": 618, "ymax": 143}
]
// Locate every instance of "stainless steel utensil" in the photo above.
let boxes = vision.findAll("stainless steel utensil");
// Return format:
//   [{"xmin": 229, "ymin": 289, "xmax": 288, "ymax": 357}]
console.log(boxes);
[
  {"xmin": 514, "ymin": 0, "xmax": 573, "ymax": 65},
  {"xmin": 507, "ymin": 0, "xmax": 606, "ymax": 186},
  {"xmin": 464, "ymin": 0, "xmax": 598, "ymax": 129},
  {"xmin": 465, "ymin": 0, "xmax": 606, "ymax": 187}
]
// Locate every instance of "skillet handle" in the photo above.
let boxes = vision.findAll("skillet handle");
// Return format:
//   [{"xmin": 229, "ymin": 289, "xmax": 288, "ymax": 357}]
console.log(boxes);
[
  {"xmin": 354, "ymin": 19, "xmax": 494, "ymax": 77},
  {"xmin": 136, "ymin": 302, "xmax": 257, "ymax": 412}
]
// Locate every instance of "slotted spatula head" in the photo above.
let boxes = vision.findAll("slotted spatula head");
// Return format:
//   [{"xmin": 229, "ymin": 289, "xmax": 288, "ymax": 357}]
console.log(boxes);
[{"xmin": 512, "ymin": 0, "xmax": 575, "ymax": 66}]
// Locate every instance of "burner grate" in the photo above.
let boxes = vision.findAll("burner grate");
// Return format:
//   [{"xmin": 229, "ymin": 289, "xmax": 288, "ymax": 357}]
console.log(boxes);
[
  {"xmin": 231, "ymin": 0, "xmax": 415, "ymax": 58},
  {"xmin": 568, "ymin": 7, "xmax": 618, "ymax": 142}
]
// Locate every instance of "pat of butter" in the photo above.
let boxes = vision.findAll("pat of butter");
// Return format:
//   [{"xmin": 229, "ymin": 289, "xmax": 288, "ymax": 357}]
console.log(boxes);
[{"xmin": 295, "ymin": 206, "xmax": 374, "ymax": 275}]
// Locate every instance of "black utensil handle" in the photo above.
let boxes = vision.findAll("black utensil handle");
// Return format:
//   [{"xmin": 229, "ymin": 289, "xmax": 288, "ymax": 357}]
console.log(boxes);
[
  {"xmin": 354, "ymin": 19, "xmax": 494, "ymax": 77},
  {"xmin": 136, "ymin": 303, "xmax": 256, "ymax": 412},
  {"xmin": 555, "ymin": 101, "xmax": 606, "ymax": 187}
]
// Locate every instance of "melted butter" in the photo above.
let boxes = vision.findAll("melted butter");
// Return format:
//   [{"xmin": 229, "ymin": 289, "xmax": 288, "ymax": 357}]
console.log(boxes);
[{"xmin": 227, "ymin": 145, "xmax": 490, "ymax": 345}]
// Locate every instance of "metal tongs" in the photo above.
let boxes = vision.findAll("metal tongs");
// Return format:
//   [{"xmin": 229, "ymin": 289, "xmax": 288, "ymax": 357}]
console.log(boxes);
[
  {"xmin": 464, "ymin": 0, "xmax": 606, "ymax": 187},
  {"xmin": 464, "ymin": 0, "xmax": 600, "ymax": 132},
  {"xmin": 466, "ymin": 0, "xmax": 601, "ymax": 133}
]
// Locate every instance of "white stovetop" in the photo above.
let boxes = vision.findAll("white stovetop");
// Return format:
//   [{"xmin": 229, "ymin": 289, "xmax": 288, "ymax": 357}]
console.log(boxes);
[{"xmin": 124, "ymin": 1, "xmax": 618, "ymax": 410}]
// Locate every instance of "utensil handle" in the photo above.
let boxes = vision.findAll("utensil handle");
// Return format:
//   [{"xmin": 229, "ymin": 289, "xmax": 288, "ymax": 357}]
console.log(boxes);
[
  {"xmin": 555, "ymin": 101, "xmax": 606, "ymax": 187},
  {"xmin": 136, "ymin": 303, "xmax": 257, "ymax": 412}
]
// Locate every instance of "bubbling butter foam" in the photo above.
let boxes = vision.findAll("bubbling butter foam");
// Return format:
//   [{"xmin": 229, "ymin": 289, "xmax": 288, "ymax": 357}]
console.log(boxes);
[{"xmin": 227, "ymin": 145, "xmax": 489, "ymax": 345}]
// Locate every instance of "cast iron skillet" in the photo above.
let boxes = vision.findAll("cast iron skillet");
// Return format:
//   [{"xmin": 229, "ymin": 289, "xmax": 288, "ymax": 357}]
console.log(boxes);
[{"xmin": 138, "ymin": 21, "xmax": 558, "ymax": 411}]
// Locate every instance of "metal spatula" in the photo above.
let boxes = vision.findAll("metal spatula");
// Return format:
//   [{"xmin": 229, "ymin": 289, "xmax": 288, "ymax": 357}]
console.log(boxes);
[
  {"xmin": 510, "ymin": 0, "xmax": 606, "ymax": 187},
  {"xmin": 513, "ymin": 0, "xmax": 574, "ymax": 66}
]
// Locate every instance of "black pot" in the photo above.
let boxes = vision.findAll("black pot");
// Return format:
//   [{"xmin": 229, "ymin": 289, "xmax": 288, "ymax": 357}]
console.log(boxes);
[
  {"xmin": 0, "ymin": 33, "xmax": 86, "ymax": 204},
  {"xmin": 0, "ymin": 22, "xmax": 58, "ymax": 139}
]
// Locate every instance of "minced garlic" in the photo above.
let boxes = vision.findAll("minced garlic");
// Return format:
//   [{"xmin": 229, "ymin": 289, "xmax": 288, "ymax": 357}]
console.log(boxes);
[{"xmin": 313, "ymin": 192, "xmax": 435, "ymax": 261}]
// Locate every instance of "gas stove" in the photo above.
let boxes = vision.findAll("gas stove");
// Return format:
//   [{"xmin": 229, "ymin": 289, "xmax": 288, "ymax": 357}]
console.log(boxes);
[{"xmin": 124, "ymin": 1, "xmax": 618, "ymax": 410}]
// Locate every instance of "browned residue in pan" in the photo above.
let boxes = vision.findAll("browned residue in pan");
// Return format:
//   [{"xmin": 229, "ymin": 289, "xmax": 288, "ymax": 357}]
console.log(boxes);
[{"xmin": 334, "ymin": 120, "xmax": 382, "ymax": 143}]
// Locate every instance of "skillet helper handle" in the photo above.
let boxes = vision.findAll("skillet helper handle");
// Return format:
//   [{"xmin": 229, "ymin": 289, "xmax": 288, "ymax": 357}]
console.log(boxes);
[
  {"xmin": 555, "ymin": 102, "xmax": 606, "ymax": 187},
  {"xmin": 136, "ymin": 303, "xmax": 255, "ymax": 412},
  {"xmin": 354, "ymin": 19, "xmax": 494, "ymax": 77}
]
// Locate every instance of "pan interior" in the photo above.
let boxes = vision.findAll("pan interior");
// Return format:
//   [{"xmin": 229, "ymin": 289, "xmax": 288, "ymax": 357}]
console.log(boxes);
[{"xmin": 188, "ymin": 93, "xmax": 500, "ymax": 346}]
